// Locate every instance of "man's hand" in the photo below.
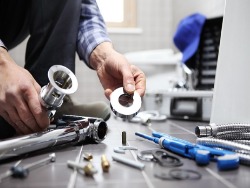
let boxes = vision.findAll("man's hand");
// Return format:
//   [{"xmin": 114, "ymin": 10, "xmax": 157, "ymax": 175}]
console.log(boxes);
[
  {"xmin": 90, "ymin": 42, "xmax": 146, "ymax": 99},
  {"xmin": 0, "ymin": 47, "xmax": 50, "ymax": 135}
]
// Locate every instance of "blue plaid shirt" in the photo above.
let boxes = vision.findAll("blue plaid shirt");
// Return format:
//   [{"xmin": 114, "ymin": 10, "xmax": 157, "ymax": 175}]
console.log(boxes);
[{"xmin": 77, "ymin": 0, "xmax": 111, "ymax": 68}]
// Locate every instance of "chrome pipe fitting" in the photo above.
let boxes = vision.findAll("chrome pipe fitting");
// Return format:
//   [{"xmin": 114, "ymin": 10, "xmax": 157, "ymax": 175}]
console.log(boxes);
[
  {"xmin": 40, "ymin": 65, "xmax": 78, "ymax": 118},
  {"xmin": 195, "ymin": 125, "xmax": 213, "ymax": 137}
]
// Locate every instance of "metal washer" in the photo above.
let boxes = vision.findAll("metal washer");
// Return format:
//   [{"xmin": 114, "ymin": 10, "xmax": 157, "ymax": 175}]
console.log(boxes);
[{"xmin": 110, "ymin": 87, "xmax": 141, "ymax": 119}]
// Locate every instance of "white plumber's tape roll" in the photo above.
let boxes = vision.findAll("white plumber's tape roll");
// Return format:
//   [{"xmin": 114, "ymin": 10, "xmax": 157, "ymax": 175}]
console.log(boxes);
[{"xmin": 110, "ymin": 87, "xmax": 141, "ymax": 119}]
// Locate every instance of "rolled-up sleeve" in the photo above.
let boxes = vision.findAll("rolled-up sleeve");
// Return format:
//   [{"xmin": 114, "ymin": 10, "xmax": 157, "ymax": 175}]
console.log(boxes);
[{"xmin": 77, "ymin": 0, "xmax": 111, "ymax": 68}]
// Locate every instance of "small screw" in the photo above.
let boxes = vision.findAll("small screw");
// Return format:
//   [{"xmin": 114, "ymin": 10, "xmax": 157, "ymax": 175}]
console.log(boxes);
[{"xmin": 122, "ymin": 131, "xmax": 126, "ymax": 145}]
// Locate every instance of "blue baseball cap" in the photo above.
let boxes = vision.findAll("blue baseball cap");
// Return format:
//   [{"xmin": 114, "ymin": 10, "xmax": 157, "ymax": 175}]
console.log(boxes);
[{"xmin": 173, "ymin": 13, "xmax": 206, "ymax": 63}]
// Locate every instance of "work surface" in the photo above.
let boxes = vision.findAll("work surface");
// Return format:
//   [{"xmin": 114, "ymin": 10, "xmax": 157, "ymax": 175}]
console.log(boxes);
[{"xmin": 0, "ymin": 116, "xmax": 249, "ymax": 188}]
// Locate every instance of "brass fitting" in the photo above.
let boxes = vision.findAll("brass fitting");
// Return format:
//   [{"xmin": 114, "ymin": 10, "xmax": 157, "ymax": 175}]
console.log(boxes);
[
  {"xmin": 101, "ymin": 154, "xmax": 110, "ymax": 172},
  {"xmin": 83, "ymin": 153, "xmax": 93, "ymax": 161},
  {"xmin": 83, "ymin": 163, "xmax": 97, "ymax": 176}
]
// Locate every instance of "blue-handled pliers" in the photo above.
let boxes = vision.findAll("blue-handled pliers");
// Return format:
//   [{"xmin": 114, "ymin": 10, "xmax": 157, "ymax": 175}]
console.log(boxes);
[{"xmin": 135, "ymin": 131, "xmax": 239, "ymax": 170}]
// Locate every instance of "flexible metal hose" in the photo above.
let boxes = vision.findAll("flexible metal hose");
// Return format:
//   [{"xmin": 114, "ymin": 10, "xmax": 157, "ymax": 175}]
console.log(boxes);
[
  {"xmin": 233, "ymin": 140, "xmax": 250, "ymax": 146},
  {"xmin": 195, "ymin": 123, "xmax": 250, "ymax": 139},
  {"xmin": 216, "ymin": 131, "xmax": 250, "ymax": 140}
]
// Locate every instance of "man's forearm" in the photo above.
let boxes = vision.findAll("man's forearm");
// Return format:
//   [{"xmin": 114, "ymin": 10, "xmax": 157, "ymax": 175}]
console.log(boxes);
[{"xmin": 89, "ymin": 41, "xmax": 113, "ymax": 70}]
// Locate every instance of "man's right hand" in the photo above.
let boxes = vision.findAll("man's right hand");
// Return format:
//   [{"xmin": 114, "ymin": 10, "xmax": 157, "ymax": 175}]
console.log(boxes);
[{"xmin": 0, "ymin": 47, "xmax": 50, "ymax": 135}]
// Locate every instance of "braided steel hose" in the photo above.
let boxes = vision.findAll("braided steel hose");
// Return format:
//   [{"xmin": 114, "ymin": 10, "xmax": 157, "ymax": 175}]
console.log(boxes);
[
  {"xmin": 195, "ymin": 123, "xmax": 250, "ymax": 138},
  {"xmin": 233, "ymin": 140, "xmax": 250, "ymax": 146},
  {"xmin": 216, "ymin": 131, "xmax": 250, "ymax": 140}
]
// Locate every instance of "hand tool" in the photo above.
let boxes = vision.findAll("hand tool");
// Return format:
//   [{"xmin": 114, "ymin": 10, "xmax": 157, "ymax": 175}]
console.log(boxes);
[
  {"xmin": 135, "ymin": 132, "xmax": 239, "ymax": 170},
  {"xmin": 197, "ymin": 137, "xmax": 250, "ymax": 165},
  {"xmin": 0, "ymin": 153, "xmax": 56, "ymax": 182}
]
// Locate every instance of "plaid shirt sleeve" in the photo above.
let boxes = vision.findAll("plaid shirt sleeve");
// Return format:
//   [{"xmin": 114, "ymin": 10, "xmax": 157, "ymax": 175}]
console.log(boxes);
[{"xmin": 77, "ymin": 0, "xmax": 111, "ymax": 68}]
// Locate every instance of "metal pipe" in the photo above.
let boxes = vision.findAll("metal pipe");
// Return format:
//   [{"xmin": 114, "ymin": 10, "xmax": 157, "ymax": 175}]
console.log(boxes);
[{"xmin": 0, "ymin": 119, "xmax": 108, "ymax": 161}]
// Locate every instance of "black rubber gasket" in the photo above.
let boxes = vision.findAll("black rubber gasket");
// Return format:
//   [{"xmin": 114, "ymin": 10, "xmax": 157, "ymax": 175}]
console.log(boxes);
[
  {"xmin": 169, "ymin": 169, "xmax": 202, "ymax": 180},
  {"xmin": 154, "ymin": 168, "xmax": 202, "ymax": 180},
  {"xmin": 152, "ymin": 149, "xmax": 183, "ymax": 167},
  {"xmin": 154, "ymin": 170, "xmax": 176, "ymax": 180},
  {"xmin": 137, "ymin": 149, "xmax": 159, "ymax": 162}
]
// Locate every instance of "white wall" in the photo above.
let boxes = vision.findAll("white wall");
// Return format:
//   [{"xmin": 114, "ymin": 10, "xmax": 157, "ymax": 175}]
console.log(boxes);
[
  {"xmin": 210, "ymin": 0, "xmax": 250, "ymax": 124},
  {"xmin": 110, "ymin": 0, "xmax": 226, "ymax": 54},
  {"xmin": 109, "ymin": 0, "xmax": 173, "ymax": 53}
]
